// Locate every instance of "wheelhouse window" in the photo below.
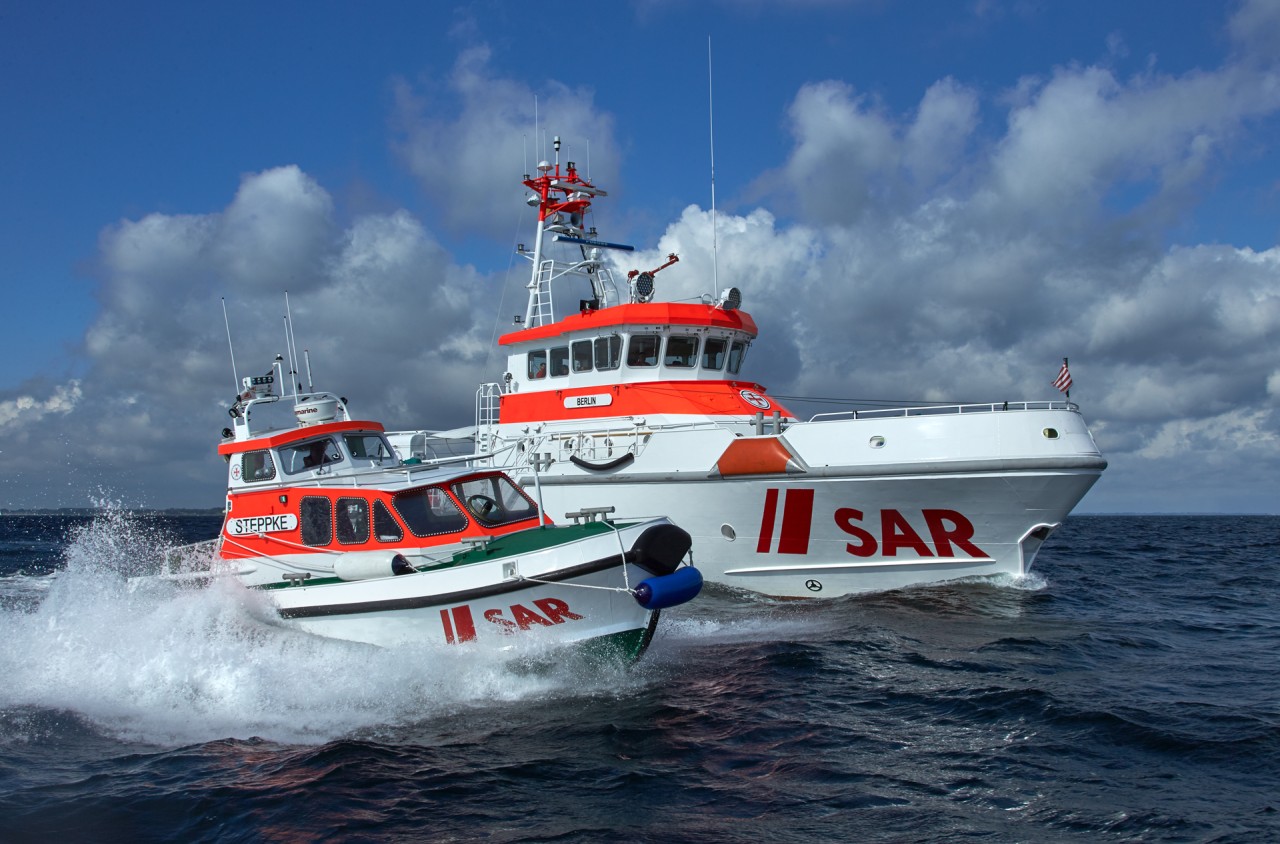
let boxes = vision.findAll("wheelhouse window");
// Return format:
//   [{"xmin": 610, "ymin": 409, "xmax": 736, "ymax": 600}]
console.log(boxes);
[
  {"xmin": 549, "ymin": 346, "xmax": 570, "ymax": 377},
  {"xmin": 373, "ymin": 499, "xmax": 404, "ymax": 542},
  {"xmin": 627, "ymin": 335, "xmax": 660, "ymax": 367},
  {"xmin": 335, "ymin": 498, "xmax": 370, "ymax": 545},
  {"xmin": 393, "ymin": 486, "xmax": 468, "ymax": 538},
  {"xmin": 528, "ymin": 349, "xmax": 547, "ymax": 379},
  {"xmin": 240, "ymin": 450, "xmax": 276, "ymax": 482},
  {"xmin": 727, "ymin": 340, "xmax": 749, "ymax": 374},
  {"xmin": 451, "ymin": 474, "xmax": 538, "ymax": 527},
  {"xmin": 594, "ymin": 335, "xmax": 621, "ymax": 370},
  {"xmin": 280, "ymin": 437, "xmax": 343, "ymax": 475},
  {"xmin": 702, "ymin": 337, "xmax": 727, "ymax": 371},
  {"xmin": 300, "ymin": 496, "xmax": 333, "ymax": 546},
  {"xmin": 572, "ymin": 340, "xmax": 593, "ymax": 373},
  {"xmin": 665, "ymin": 336, "xmax": 699, "ymax": 367},
  {"xmin": 344, "ymin": 433, "xmax": 395, "ymax": 463}
]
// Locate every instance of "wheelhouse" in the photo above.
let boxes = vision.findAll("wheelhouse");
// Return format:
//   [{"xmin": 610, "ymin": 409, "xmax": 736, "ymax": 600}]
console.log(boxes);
[
  {"xmin": 220, "ymin": 467, "xmax": 542, "ymax": 562},
  {"xmin": 499, "ymin": 303, "xmax": 758, "ymax": 395},
  {"xmin": 223, "ymin": 422, "xmax": 400, "ymax": 490}
]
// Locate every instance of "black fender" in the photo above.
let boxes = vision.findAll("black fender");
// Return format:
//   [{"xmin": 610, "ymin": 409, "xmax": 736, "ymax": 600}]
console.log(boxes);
[
  {"xmin": 569, "ymin": 453, "xmax": 636, "ymax": 472},
  {"xmin": 627, "ymin": 522, "xmax": 693, "ymax": 577}
]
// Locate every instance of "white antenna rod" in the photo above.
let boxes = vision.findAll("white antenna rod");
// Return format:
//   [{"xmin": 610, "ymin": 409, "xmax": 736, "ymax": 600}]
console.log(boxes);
[
  {"xmin": 282, "ymin": 316, "xmax": 294, "ymax": 399},
  {"xmin": 303, "ymin": 349, "xmax": 314, "ymax": 390},
  {"xmin": 284, "ymin": 291, "xmax": 301, "ymax": 399},
  {"xmin": 221, "ymin": 297, "xmax": 241, "ymax": 394},
  {"xmin": 708, "ymin": 36, "xmax": 720, "ymax": 299}
]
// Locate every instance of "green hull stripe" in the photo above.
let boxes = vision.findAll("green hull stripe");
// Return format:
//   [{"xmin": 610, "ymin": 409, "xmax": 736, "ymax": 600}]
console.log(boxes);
[{"xmin": 259, "ymin": 521, "xmax": 642, "ymax": 590}]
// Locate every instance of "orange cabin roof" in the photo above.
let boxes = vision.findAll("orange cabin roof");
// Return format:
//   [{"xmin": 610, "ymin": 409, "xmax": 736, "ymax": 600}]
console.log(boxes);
[
  {"xmin": 217, "ymin": 419, "xmax": 386, "ymax": 456},
  {"xmin": 498, "ymin": 302, "xmax": 759, "ymax": 347}
]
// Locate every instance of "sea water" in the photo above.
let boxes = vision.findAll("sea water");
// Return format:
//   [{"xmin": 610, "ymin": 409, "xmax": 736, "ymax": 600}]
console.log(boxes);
[{"xmin": 0, "ymin": 511, "xmax": 1277, "ymax": 842}]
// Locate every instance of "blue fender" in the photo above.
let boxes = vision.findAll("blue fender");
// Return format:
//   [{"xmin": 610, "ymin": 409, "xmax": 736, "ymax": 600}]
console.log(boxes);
[{"xmin": 632, "ymin": 565, "xmax": 704, "ymax": 610}]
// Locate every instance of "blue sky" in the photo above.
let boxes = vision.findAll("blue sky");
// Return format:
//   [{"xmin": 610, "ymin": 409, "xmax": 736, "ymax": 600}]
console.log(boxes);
[{"xmin": 2, "ymin": 1, "xmax": 1279, "ymax": 512}]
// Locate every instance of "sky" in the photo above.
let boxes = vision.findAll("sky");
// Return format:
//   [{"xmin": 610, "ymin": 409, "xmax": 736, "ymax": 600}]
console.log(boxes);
[{"xmin": 2, "ymin": 0, "xmax": 1278, "ymax": 513}]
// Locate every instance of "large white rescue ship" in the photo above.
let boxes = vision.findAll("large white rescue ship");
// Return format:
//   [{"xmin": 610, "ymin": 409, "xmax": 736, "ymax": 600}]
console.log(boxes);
[{"xmin": 390, "ymin": 138, "xmax": 1106, "ymax": 598}]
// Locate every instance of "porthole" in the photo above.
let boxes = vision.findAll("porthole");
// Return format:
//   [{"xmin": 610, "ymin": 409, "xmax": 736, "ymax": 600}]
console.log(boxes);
[
  {"xmin": 1042, "ymin": 428, "xmax": 1059, "ymax": 439},
  {"xmin": 869, "ymin": 436, "xmax": 886, "ymax": 449},
  {"xmin": 721, "ymin": 524, "xmax": 737, "ymax": 541}
]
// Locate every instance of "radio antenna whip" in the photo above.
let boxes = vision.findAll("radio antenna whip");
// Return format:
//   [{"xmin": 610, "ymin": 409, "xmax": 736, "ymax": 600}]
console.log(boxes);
[
  {"xmin": 708, "ymin": 36, "xmax": 719, "ymax": 299},
  {"xmin": 284, "ymin": 291, "xmax": 304, "ymax": 396},
  {"xmin": 221, "ymin": 297, "xmax": 241, "ymax": 395}
]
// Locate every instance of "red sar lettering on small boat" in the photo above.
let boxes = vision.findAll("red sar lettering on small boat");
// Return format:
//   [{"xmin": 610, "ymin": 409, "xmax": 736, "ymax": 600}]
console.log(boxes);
[{"xmin": 439, "ymin": 598, "xmax": 585, "ymax": 644}]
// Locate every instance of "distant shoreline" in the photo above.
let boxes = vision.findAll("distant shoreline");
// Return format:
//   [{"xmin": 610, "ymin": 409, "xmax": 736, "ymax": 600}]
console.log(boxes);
[{"xmin": 0, "ymin": 508, "xmax": 224, "ymax": 516}]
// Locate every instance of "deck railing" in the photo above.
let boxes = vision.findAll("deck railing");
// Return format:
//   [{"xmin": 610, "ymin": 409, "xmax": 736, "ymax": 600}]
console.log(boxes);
[{"xmin": 808, "ymin": 400, "xmax": 1079, "ymax": 423}]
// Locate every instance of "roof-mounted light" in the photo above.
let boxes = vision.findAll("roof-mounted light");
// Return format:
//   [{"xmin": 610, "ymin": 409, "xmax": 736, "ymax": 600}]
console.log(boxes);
[
  {"xmin": 716, "ymin": 286, "xmax": 742, "ymax": 311},
  {"xmin": 632, "ymin": 272, "xmax": 655, "ymax": 303}
]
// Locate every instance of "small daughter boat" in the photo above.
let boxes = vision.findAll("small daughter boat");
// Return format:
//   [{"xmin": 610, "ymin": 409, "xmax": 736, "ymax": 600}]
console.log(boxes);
[{"xmin": 160, "ymin": 353, "xmax": 702, "ymax": 663}]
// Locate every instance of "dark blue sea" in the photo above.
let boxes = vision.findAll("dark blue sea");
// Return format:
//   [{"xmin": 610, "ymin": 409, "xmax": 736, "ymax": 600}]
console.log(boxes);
[{"xmin": 0, "ymin": 512, "xmax": 1277, "ymax": 843}]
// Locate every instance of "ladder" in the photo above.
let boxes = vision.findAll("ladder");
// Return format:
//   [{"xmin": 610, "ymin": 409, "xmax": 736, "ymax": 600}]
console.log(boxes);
[
  {"xmin": 475, "ymin": 383, "xmax": 501, "ymax": 453},
  {"xmin": 530, "ymin": 259, "xmax": 555, "ymax": 326}
]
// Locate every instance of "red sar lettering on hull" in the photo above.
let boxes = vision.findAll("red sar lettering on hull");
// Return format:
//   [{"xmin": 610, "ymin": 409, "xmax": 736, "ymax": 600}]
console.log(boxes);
[
  {"xmin": 757, "ymin": 488, "xmax": 989, "ymax": 559},
  {"xmin": 440, "ymin": 598, "xmax": 585, "ymax": 644}
]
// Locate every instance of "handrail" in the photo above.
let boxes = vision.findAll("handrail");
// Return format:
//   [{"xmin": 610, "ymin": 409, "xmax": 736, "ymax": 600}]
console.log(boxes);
[
  {"xmin": 229, "ymin": 442, "xmax": 519, "ymax": 493},
  {"xmin": 808, "ymin": 400, "xmax": 1080, "ymax": 423}
]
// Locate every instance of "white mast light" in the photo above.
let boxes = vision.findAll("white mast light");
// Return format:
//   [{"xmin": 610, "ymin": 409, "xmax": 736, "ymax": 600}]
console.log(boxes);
[{"xmin": 716, "ymin": 286, "xmax": 742, "ymax": 311}]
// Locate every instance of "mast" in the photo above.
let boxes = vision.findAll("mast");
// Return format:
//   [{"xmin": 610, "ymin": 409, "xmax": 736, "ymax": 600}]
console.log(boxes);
[{"xmin": 519, "ymin": 136, "xmax": 631, "ymax": 328}]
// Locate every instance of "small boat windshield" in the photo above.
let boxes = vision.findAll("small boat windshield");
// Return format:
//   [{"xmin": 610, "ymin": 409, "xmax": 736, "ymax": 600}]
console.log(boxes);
[
  {"xmin": 393, "ymin": 486, "xmax": 468, "ymax": 538},
  {"xmin": 279, "ymin": 437, "xmax": 344, "ymax": 475},
  {"xmin": 343, "ymin": 433, "xmax": 397, "ymax": 463},
  {"xmin": 452, "ymin": 474, "xmax": 539, "ymax": 527}
]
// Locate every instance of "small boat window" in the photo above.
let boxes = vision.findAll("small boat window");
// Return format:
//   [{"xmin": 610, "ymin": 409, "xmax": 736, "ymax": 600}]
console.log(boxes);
[
  {"xmin": 451, "ymin": 474, "xmax": 538, "ymax": 527},
  {"xmin": 393, "ymin": 486, "xmax": 468, "ymax": 538},
  {"xmin": 335, "ymin": 497, "xmax": 370, "ymax": 545},
  {"xmin": 528, "ymin": 349, "xmax": 547, "ymax": 379},
  {"xmin": 549, "ymin": 345, "xmax": 570, "ymax": 377},
  {"xmin": 727, "ymin": 340, "xmax": 750, "ymax": 374},
  {"xmin": 627, "ymin": 335, "xmax": 660, "ymax": 367},
  {"xmin": 280, "ymin": 437, "xmax": 344, "ymax": 475},
  {"xmin": 594, "ymin": 334, "xmax": 621, "ymax": 370},
  {"xmin": 702, "ymin": 337, "xmax": 727, "ymax": 371},
  {"xmin": 571, "ymin": 340, "xmax": 594, "ymax": 373},
  {"xmin": 241, "ymin": 450, "xmax": 276, "ymax": 482},
  {"xmin": 373, "ymin": 499, "xmax": 404, "ymax": 542},
  {"xmin": 344, "ymin": 433, "xmax": 396, "ymax": 463},
  {"xmin": 300, "ymin": 496, "xmax": 333, "ymax": 546},
  {"xmin": 665, "ymin": 336, "xmax": 699, "ymax": 367}
]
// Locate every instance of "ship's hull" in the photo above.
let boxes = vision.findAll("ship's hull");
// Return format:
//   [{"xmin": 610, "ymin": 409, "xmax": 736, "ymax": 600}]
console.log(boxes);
[
  {"xmin": 468, "ymin": 405, "xmax": 1105, "ymax": 598},
  {"xmin": 252, "ymin": 519, "xmax": 689, "ymax": 659},
  {"xmin": 522, "ymin": 468, "xmax": 1098, "ymax": 598},
  {"xmin": 268, "ymin": 558, "xmax": 660, "ymax": 659}
]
